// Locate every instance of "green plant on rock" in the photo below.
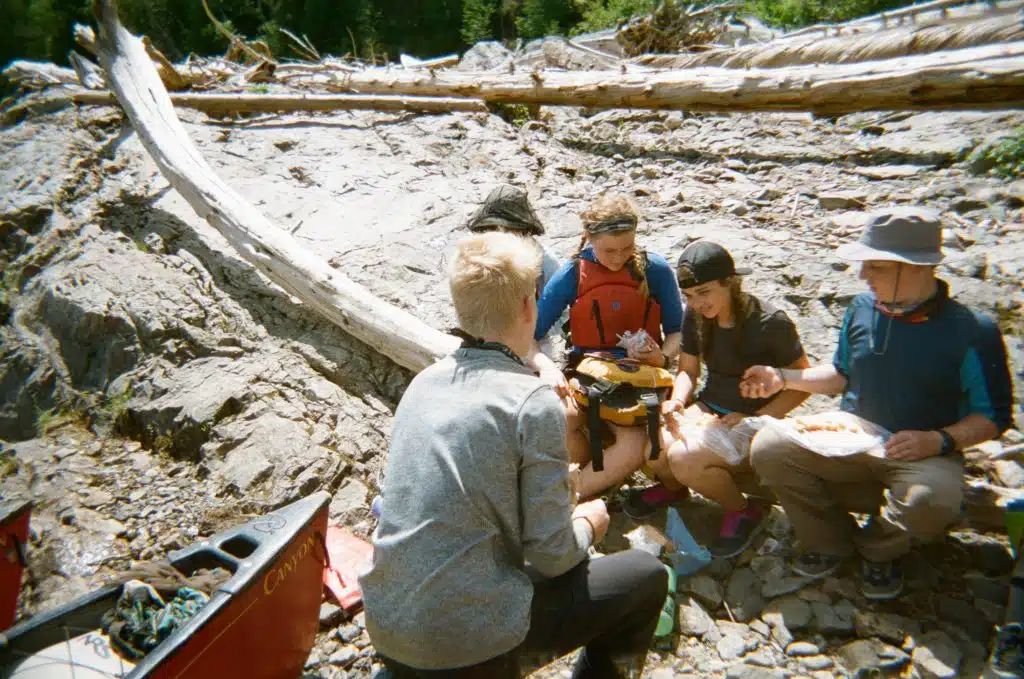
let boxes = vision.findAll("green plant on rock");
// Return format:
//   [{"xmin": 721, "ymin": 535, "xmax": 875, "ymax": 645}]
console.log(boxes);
[
  {"xmin": 36, "ymin": 405, "xmax": 87, "ymax": 436},
  {"xmin": 979, "ymin": 128, "xmax": 1024, "ymax": 179}
]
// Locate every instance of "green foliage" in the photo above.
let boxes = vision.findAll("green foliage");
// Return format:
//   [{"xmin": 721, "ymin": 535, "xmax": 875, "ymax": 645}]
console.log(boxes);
[
  {"xmin": 571, "ymin": 0, "xmax": 655, "ymax": 34},
  {"xmin": 979, "ymin": 128, "xmax": 1024, "ymax": 179},
  {"xmin": 746, "ymin": 0, "xmax": 912, "ymax": 28},
  {"xmin": 517, "ymin": 0, "xmax": 578, "ymax": 38},
  {"xmin": 462, "ymin": 0, "xmax": 499, "ymax": 43}
]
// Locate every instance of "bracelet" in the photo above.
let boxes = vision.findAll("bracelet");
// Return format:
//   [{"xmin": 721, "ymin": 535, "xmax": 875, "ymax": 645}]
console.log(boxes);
[{"xmin": 574, "ymin": 515, "xmax": 597, "ymax": 544}]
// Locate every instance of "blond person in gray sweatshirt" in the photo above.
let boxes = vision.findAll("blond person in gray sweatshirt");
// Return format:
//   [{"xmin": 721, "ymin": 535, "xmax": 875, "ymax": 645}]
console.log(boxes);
[{"xmin": 360, "ymin": 232, "xmax": 667, "ymax": 679}]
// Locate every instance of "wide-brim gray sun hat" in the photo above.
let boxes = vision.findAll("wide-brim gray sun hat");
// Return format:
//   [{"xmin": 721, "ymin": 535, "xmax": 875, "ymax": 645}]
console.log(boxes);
[{"xmin": 836, "ymin": 207, "xmax": 945, "ymax": 265}]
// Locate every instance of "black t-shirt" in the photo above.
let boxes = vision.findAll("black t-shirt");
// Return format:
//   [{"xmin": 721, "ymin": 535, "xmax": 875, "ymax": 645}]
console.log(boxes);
[{"xmin": 681, "ymin": 296, "xmax": 804, "ymax": 414}]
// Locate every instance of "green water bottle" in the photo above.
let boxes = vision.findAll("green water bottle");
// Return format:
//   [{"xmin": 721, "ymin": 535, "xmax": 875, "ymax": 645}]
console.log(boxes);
[
  {"xmin": 1008, "ymin": 498, "xmax": 1024, "ymax": 557},
  {"xmin": 654, "ymin": 562, "xmax": 676, "ymax": 638}
]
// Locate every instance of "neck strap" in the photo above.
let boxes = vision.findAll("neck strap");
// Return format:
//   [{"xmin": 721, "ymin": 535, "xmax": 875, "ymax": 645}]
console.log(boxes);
[{"xmin": 450, "ymin": 328, "xmax": 524, "ymax": 366}]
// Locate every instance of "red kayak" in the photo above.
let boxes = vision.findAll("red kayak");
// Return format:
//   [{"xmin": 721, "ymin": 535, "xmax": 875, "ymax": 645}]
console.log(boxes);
[
  {"xmin": 0, "ymin": 491, "xmax": 330, "ymax": 679},
  {"xmin": 0, "ymin": 499, "xmax": 32, "ymax": 631}
]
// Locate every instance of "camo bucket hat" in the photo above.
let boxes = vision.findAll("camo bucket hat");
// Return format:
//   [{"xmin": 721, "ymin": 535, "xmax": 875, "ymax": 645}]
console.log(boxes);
[{"xmin": 465, "ymin": 184, "xmax": 545, "ymax": 236}]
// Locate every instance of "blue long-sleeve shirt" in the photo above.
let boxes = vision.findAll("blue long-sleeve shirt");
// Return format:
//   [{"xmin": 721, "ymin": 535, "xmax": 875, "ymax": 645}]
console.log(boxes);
[
  {"xmin": 534, "ymin": 247, "xmax": 684, "ymax": 353},
  {"xmin": 833, "ymin": 280, "xmax": 1014, "ymax": 434}
]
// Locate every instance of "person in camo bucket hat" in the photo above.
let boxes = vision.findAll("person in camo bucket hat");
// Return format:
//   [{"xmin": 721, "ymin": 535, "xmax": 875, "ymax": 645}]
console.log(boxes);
[
  {"xmin": 466, "ymin": 184, "xmax": 564, "ymax": 355},
  {"xmin": 466, "ymin": 184, "xmax": 546, "ymax": 236},
  {"xmin": 739, "ymin": 207, "xmax": 1013, "ymax": 606}
]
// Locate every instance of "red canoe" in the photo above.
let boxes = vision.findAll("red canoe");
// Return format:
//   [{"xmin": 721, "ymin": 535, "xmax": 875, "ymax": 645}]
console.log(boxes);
[
  {"xmin": 0, "ymin": 499, "xmax": 32, "ymax": 631},
  {"xmin": 0, "ymin": 491, "xmax": 330, "ymax": 679}
]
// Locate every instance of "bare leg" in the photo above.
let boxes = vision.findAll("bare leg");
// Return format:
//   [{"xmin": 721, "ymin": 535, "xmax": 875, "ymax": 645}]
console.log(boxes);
[
  {"xmin": 646, "ymin": 428, "xmax": 685, "ymax": 492},
  {"xmin": 578, "ymin": 425, "xmax": 647, "ymax": 499},
  {"xmin": 563, "ymin": 399, "xmax": 590, "ymax": 466},
  {"xmin": 667, "ymin": 441, "xmax": 747, "ymax": 512}
]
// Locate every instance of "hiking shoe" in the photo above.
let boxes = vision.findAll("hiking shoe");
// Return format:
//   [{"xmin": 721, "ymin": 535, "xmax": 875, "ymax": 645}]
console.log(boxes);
[
  {"xmin": 791, "ymin": 552, "xmax": 844, "ymax": 579},
  {"xmin": 622, "ymin": 484, "xmax": 690, "ymax": 520},
  {"xmin": 709, "ymin": 502, "xmax": 767, "ymax": 559},
  {"xmin": 986, "ymin": 623, "xmax": 1024, "ymax": 679},
  {"xmin": 860, "ymin": 559, "xmax": 904, "ymax": 601}
]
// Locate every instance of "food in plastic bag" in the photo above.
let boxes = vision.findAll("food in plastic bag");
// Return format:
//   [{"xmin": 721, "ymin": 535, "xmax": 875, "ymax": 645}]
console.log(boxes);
[
  {"xmin": 757, "ymin": 411, "xmax": 890, "ymax": 458},
  {"xmin": 616, "ymin": 329, "xmax": 654, "ymax": 355},
  {"xmin": 664, "ymin": 409, "xmax": 753, "ymax": 466}
]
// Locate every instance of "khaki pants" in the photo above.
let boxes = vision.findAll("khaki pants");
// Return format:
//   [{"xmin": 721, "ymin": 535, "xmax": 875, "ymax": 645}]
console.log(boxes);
[{"xmin": 750, "ymin": 427, "xmax": 964, "ymax": 562}]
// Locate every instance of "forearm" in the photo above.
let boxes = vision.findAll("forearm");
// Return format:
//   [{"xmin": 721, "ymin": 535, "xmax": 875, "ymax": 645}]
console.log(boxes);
[
  {"xmin": 670, "ymin": 371, "xmax": 696, "ymax": 404},
  {"xmin": 661, "ymin": 332, "xmax": 681, "ymax": 361},
  {"xmin": 527, "ymin": 339, "xmax": 558, "ymax": 373},
  {"xmin": 779, "ymin": 364, "xmax": 848, "ymax": 396},
  {"xmin": 944, "ymin": 413, "xmax": 1001, "ymax": 451},
  {"xmin": 756, "ymin": 388, "xmax": 810, "ymax": 419}
]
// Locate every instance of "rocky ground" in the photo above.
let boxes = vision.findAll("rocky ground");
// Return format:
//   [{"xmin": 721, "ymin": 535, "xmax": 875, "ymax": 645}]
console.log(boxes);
[{"xmin": 1, "ymin": 95, "xmax": 1023, "ymax": 679}]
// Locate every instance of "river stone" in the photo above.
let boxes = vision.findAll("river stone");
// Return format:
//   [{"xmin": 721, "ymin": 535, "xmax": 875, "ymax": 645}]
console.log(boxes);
[
  {"xmin": 762, "ymin": 595, "xmax": 812, "ymax": 631},
  {"xmin": 819, "ymin": 191, "xmax": 866, "ymax": 210},
  {"xmin": 726, "ymin": 567, "xmax": 765, "ymax": 622},
  {"xmin": 812, "ymin": 598, "xmax": 856, "ymax": 634},
  {"xmin": 677, "ymin": 595, "xmax": 714, "ymax": 637},
  {"xmin": 786, "ymin": 641, "xmax": 819, "ymax": 657},
  {"xmin": 801, "ymin": 655, "xmax": 833, "ymax": 670},
  {"xmin": 854, "ymin": 610, "xmax": 919, "ymax": 644},
  {"xmin": 761, "ymin": 575, "xmax": 815, "ymax": 600},
  {"xmin": 718, "ymin": 634, "xmax": 747, "ymax": 661},
  {"xmin": 838, "ymin": 639, "xmax": 910, "ymax": 674},
  {"xmin": 912, "ymin": 630, "xmax": 963, "ymax": 679},
  {"xmin": 725, "ymin": 664, "xmax": 786, "ymax": 679},
  {"xmin": 683, "ymin": 573, "xmax": 723, "ymax": 610}
]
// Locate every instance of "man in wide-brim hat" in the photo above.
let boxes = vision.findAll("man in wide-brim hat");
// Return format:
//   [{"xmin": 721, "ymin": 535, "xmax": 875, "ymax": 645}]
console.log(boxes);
[{"xmin": 740, "ymin": 207, "xmax": 1014, "ymax": 601}]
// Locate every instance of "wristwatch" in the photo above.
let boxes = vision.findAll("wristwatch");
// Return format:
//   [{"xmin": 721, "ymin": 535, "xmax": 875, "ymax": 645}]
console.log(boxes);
[{"xmin": 937, "ymin": 429, "xmax": 957, "ymax": 456}]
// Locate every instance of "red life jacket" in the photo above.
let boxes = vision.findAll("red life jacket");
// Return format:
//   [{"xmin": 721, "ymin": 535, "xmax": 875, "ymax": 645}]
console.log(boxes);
[{"xmin": 568, "ymin": 251, "xmax": 662, "ymax": 350}]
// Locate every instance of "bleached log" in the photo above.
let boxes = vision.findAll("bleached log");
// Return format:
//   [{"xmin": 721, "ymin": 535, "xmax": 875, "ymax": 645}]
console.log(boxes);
[
  {"xmin": 89, "ymin": 0, "xmax": 459, "ymax": 372},
  {"xmin": 781, "ymin": 0, "xmax": 1018, "ymax": 41},
  {"xmin": 69, "ymin": 52, "xmax": 105, "ymax": 89},
  {"xmin": 2, "ymin": 61, "xmax": 79, "ymax": 88},
  {"xmin": 400, "ymin": 53, "xmax": 461, "ymax": 69},
  {"xmin": 637, "ymin": 8, "xmax": 1024, "ymax": 69},
  {"xmin": 3, "ymin": 90, "xmax": 488, "ymax": 123},
  {"xmin": 325, "ymin": 41, "xmax": 1024, "ymax": 114}
]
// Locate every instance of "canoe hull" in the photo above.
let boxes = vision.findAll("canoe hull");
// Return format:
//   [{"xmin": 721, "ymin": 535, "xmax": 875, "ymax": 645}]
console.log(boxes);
[
  {"xmin": 0, "ymin": 491, "xmax": 331, "ymax": 679},
  {"xmin": 0, "ymin": 501, "xmax": 32, "ymax": 631}
]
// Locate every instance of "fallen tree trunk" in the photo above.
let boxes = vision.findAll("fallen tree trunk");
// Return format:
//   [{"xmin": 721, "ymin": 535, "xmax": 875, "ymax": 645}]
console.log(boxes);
[
  {"xmin": 2, "ymin": 89, "xmax": 488, "ymax": 126},
  {"xmin": 637, "ymin": 9, "xmax": 1024, "ymax": 69},
  {"xmin": 87, "ymin": 0, "xmax": 459, "ymax": 372},
  {"xmin": 781, "ymin": 0, "xmax": 1018, "ymax": 41},
  {"xmin": 325, "ymin": 41, "xmax": 1024, "ymax": 113}
]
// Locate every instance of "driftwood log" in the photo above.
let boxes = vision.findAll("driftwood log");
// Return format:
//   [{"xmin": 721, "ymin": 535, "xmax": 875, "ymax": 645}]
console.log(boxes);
[
  {"xmin": 637, "ymin": 8, "xmax": 1024, "ymax": 69},
  {"xmin": 3, "ymin": 90, "xmax": 488, "ymax": 124},
  {"xmin": 88, "ymin": 0, "xmax": 459, "ymax": 372},
  {"xmin": 322, "ymin": 41, "xmax": 1024, "ymax": 113},
  {"xmin": 781, "ymin": 0, "xmax": 1019, "ymax": 41}
]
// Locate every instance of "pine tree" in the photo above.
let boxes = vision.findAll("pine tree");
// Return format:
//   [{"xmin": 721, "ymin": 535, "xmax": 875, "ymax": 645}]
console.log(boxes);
[{"xmin": 462, "ymin": 0, "xmax": 498, "ymax": 44}]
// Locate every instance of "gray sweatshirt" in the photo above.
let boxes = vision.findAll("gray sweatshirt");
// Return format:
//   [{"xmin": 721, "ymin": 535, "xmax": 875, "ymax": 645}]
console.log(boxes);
[{"xmin": 359, "ymin": 347, "xmax": 590, "ymax": 669}]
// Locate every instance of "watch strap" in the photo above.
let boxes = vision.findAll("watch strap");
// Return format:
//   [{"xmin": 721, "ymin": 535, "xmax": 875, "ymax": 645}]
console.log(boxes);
[{"xmin": 937, "ymin": 429, "xmax": 956, "ymax": 456}]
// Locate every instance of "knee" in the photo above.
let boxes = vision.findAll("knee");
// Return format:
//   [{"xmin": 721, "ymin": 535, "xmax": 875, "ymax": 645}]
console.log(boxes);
[
  {"xmin": 667, "ymin": 443, "xmax": 707, "ymax": 481},
  {"xmin": 893, "ymin": 480, "xmax": 963, "ymax": 536},
  {"xmin": 749, "ymin": 429, "xmax": 794, "ymax": 480},
  {"xmin": 623, "ymin": 551, "xmax": 669, "ymax": 607}
]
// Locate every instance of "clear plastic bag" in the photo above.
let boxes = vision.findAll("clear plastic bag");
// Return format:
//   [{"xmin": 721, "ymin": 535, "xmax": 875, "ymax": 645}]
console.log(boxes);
[
  {"xmin": 667, "ymin": 411, "xmax": 755, "ymax": 466},
  {"xmin": 666, "ymin": 410, "xmax": 890, "ymax": 463},
  {"xmin": 750, "ymin": 411, "xmax": 890, "ymax": 458}
]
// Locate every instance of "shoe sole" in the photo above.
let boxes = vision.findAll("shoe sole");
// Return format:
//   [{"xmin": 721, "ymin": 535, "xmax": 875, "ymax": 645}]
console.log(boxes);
[
  {"xmin": 709, "ymin": 518, "xmax": 767, "ymax": 560},
  {"xmin": 791, "ymin": 560, "xmax": 842, "ymax": 580},
  {"xmin": 860, "ymin": 583, "xmax": 904, "ymax": 601}
]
